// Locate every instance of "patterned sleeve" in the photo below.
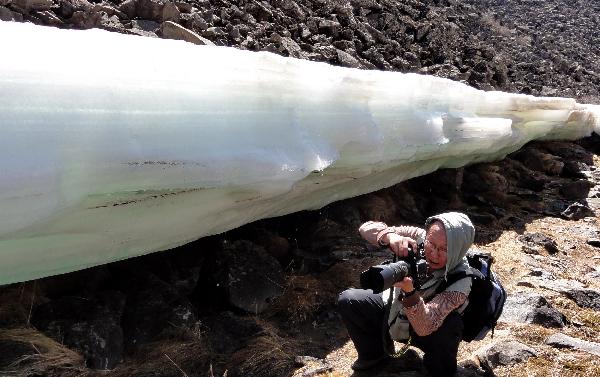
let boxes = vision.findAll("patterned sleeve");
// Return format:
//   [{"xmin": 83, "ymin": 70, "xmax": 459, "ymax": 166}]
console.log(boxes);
[
  {"xmin": 402, "ymin": 291, "xmax": 468, "ymax": 336},
  {"xmin": 359, "ymin": 222, "xmax": 426, "ymax": 246}
]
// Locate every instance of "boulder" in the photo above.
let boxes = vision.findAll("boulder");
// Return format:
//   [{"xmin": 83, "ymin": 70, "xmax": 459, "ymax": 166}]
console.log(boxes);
[
  {"xmin": 546, "ymin": 333, "xmax": 600, "ymax": 357},
  {"xmin": 518, "ymin": 233, "xmax": 560, "ymax": 254},
  {"xmin": 160, "ymin": 21, "xmax": 215, "ymax": 45},
  {"xmin": 559, "ymin": 179, "xmax": 593, "ymax": 200},
  {"xmin": 11, "ymin": 0, "xmax": 53, "ymax": 12},
  {"xmin": 121, "ymin": 273, "xmax": 196, "ymax": 351},
  {"xmin": 500, "ymin": 293, "xmax": 566, "ymax": 328},
  {"xmin": 219, "ymin": 240, "xmax": 285, "ymax": 314},
  {"xmin": 561, "ymin": 202, "xmax": 595, "ymax": 220},
  {"xmin": 32, "ymin": 291, "xmax": 126, "ymax": 369},
  {"xmin": 475, "ymin": 340, "xmax": 537, "ymax": 369},
  {"xmin": 0, "ymin": 5, "xmax": 23, "ymax": 21}
]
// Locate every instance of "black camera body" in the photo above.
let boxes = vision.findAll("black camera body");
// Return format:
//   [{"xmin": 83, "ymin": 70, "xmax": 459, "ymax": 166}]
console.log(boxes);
[{"xmin": 360, "ymin": 243, "xmax": 428, "ymax": 294}]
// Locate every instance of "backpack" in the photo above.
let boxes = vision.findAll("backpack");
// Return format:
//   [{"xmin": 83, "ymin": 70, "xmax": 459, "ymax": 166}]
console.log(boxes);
[{"xmin": 437, "ymin": 249, "xmax": 507, "ymax": 342}]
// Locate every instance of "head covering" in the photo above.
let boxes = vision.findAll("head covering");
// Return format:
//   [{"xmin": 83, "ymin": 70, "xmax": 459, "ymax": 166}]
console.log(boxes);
[{"xmin": 425, "ymin": 212, "xmax": 475, "ymax": 278}]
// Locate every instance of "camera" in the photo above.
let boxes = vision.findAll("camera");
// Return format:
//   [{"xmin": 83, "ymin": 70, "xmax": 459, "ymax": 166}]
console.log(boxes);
[{"xmin": 359, "ymin": 243, "xmax": 428, "ymax": 294}]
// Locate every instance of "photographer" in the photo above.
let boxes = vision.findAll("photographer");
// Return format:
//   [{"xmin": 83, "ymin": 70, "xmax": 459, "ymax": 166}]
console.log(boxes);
[{"xmin": 338, "ymin": 212, "xmax": 475, "ymax": 377}]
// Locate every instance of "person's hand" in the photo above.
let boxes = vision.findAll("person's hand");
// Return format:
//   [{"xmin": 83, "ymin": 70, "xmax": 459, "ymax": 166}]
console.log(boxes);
[
  {"xmin": 393, "ymin": 277, "xmax": 414, "ymax": 292},
  {"xmin": 384, "ymin": 233, "xmax": 417, "ymax": 257}
]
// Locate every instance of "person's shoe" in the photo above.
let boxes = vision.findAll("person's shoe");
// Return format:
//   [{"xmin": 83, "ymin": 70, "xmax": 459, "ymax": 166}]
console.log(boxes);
[{"xmin": 350, "ymin": 354, "xmax": 390, "ymax": 371}]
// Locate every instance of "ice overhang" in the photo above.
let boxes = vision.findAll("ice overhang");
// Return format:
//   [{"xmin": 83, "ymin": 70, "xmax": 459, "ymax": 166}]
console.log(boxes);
[{"xmin": 0, "ymin": 21, "xmax": 598, "ymax": 284}]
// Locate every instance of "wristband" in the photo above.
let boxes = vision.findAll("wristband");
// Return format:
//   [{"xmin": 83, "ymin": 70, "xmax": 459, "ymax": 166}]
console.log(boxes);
[{"xmin": 403, "ymin": 289, "xmax": 416, "ymax": 297}]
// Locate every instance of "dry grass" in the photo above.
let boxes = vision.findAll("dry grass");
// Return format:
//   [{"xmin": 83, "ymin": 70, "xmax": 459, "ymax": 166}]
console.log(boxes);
[
  {"xmin": 230, "ymin": 322, "xmax": 298, "ymax": 377},
  {"xmin": 0, "ymin": 328, "xmax": 85, "ymax": 376},
  {"xmin": 268, "ymin": 274, "xmax": 339, "ymax": 326}
]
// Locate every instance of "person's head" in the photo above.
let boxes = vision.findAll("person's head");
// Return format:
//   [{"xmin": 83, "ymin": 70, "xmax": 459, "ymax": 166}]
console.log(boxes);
[
  {"xmin": 424, "ymin": 220, "xmax": 447, "ymax": 270},
  {"xmin": 424, "ymin": 212, "xmax": 475, "ymax": 274}
]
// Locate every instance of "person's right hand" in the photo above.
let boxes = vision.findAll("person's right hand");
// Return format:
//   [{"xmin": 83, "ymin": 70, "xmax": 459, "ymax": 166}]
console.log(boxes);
[{"xmin": 384, "ymin": 233, "xmax": 417, "ymax": 257}]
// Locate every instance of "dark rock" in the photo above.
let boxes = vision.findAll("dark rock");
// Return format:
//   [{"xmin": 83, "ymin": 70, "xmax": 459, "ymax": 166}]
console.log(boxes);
[
  {"xmin": 587, "ymin": 238, "xmax": 600, "ymax": 247},
  {"xmin": 32, "ymin": 291, "xmax": 126, "ymax": 369},
  {"xmin": 512, "ymin": 149, "xmax": 564, "ymax": 176},
  {"xmin": 219, "ymin": 240, "xmax": 285, "ymax": 314},
  {"xmin": 318, "ymin": 19, "xmax": 341, "ymax": 37},
  {"xmin": 564, "ymin": 288, "xmax": 600, "ymax": 311},
  {"xmin": 559, "ymin": 179, "xmax": 593, "ymax": 200},
  {"xmin": 561, "ymin": 202, "xmax": 595, "ymax": 220},
  {"xmin": 0, "ymin": 5, "xmax": 23, "ymax": 21},
  {"xmin": 121, "ymin": 273, "xmax": 196, "ymax": 351},
  {"xmin": 546, "ymin": 333, "xmax": 600, "ymax": 357},
  {"xmin": 518, "ymin": 233, "xmax": 560, "ymax": 254},
  {"xmin": 561, "ymin": 160, "xmax": 590, "ymax": 178},
  {"xmin": 475, "ymin": 340, "xmax": 537, "ymax": 368},
  {"xmin": 204, "ymin": 311, "xmax": 263, "ymax": 354}
]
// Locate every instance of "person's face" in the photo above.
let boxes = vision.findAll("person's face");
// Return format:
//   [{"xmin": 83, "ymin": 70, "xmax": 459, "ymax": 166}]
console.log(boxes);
[{"xmin": 425, "ymin": 222, "xmax": 447, "ymax": 270}]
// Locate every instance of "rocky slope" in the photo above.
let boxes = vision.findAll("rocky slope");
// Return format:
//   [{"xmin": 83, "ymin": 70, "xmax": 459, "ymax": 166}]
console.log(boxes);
[{"xmin": 0, "ymin": 1, "xmax": 599, "ymax": 376}]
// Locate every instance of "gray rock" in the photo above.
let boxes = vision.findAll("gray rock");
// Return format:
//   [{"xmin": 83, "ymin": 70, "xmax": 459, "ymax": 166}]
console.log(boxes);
[
  {"xmin": 500, "ymin": 293, "xmax": 566, "ymax": 328},
  {"xmin": 161, "ymin": 1, "xmax": 180, "ymax": 22},
  {"xmin": 475, "ymin": 340, "xmax": 537, "ymax": 369},
  {"xmin": 336, "ymin": 49, "xmax": 361, "ymax": 68},
  {"xmin": 91, "ymin": 4, "xmax": 127, "ymax": 20},
  {"xmin": 11, "ymin": 0, "xmax": 53, "ymax": 12},
  {"xmin": 538, "ymin": 278, "xmax": 585, "ymax": 293},
  {"xmin": 564, "ymin": 288, "xmax": 600, "ymax": 311},
  {"xmin": 160, "ymin": 21, "xmax": 215, "ymax": 45},
  {"xmin": 0, "ymin": 5, "xmax": 23, "ymax": 21},
  {"xmin": 546, "ymin": 333, "xmax": 600, "ymax": 357},
  {"xmin": 561, "ymin": 202, "xmax": 595, "ymax": 220}
]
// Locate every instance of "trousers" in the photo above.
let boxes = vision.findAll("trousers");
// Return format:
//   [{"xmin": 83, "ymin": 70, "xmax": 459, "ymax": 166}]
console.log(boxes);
[{"xmin": 338, "ymin": 288, "xmax": 463, "ymax": 377}]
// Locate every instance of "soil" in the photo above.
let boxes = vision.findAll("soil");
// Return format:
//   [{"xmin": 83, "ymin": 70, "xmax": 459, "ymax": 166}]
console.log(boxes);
[{"xmin": 0, "ymin": 0, "xmax": 599, "ymax": 376}]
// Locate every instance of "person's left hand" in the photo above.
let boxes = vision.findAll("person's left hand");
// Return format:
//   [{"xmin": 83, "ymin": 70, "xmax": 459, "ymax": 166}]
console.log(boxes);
[{"xmin": 393, "ymin": 277, "xmax": 414, "ymax": 292}]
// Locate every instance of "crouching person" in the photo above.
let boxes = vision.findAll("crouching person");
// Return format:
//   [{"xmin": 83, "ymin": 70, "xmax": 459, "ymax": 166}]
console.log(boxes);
[{"xmin": 338, "ymin": 212, "xmax": 475, "ymax": 377}]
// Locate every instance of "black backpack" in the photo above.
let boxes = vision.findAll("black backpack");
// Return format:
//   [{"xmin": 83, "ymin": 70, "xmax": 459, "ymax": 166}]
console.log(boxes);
[{"xmin": 437, "ymin": 250, "xmax": 507, "ymax": 342}]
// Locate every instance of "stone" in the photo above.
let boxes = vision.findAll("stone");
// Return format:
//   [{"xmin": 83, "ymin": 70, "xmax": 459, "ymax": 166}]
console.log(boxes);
[
  {"xmin": 518, "ymin": 233, "xmax": 560, "ymax": 254},
  {"xmin": 32, "ymin": 291, "xmax": 126, "ymax": 369},
  {"xmin": 318, "ymin": 20, "xmax": 341, "ymax": 37},
  {"xmin": 32, "ymin": 10, "xmax": 63, "ymax": 25},
  {"xmin": 559, "ymin": 179, "xmax": 593, "ymax": 200},
  {"xmin": 587, "ymin": 238, "xmax": 600, "ymax": 247},
  {"xmin": 0, "ymin": 5, "xmax": 22, "ymax": 21},
  {"xmin": 161, "ymin": 1, "xmax": 180, "ymax": 22},
  {"xmin": 121, "ymin": 273, "xmax": 196, "ymax": 351},
  {"xmin": 564, "ymin": 288, "xmax": 600, "ymax": 311},
  {"xmin": 500, "ymin": 293, "xmax": 566, "ymax": 328},
  {"xmin": 11, "ymin": 0, "xmax": 53, "ymax": 12},
  {"xmin": 160, "ymin": 21, "xmax": 215, "ymax": 45},
  {"xmin": 561, "ymin": 202, "xmax": 595, "ymax": 220},
  {"xmin": 475, "ymin": 340, "xmax": 537, "ymax": 369},
  {"xmin": 561, "ymin": 160, "xmax": 590, "ymax": 178},
  {"xmin": 514, "ymin": 149, "xmax": 564, "ymax": 176},
  {"xmin": 220, "ymin": 240, "xmax": 285, "ymax": 314},
  {"xmin": 92, "ymin": 4, "xmax": 127, "ymax": 20},
  {"xmin": 336, "ymin": 49, "xmax": 361, "ymax": 68},
  {"xmin": 546, "ymin": 333, "xmax": 600, "ymax": 357}
]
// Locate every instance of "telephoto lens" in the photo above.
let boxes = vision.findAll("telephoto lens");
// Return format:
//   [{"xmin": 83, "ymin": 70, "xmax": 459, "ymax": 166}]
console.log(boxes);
[{"xmin": 359, "ymin": 260, "xmax": 411, "ymax": 294}]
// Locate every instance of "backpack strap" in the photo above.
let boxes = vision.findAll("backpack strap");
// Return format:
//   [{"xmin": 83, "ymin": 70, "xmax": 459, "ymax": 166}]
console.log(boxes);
[{"xmin": 435, "ymin": 271, "xmax": 470, "ymax": 295}]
